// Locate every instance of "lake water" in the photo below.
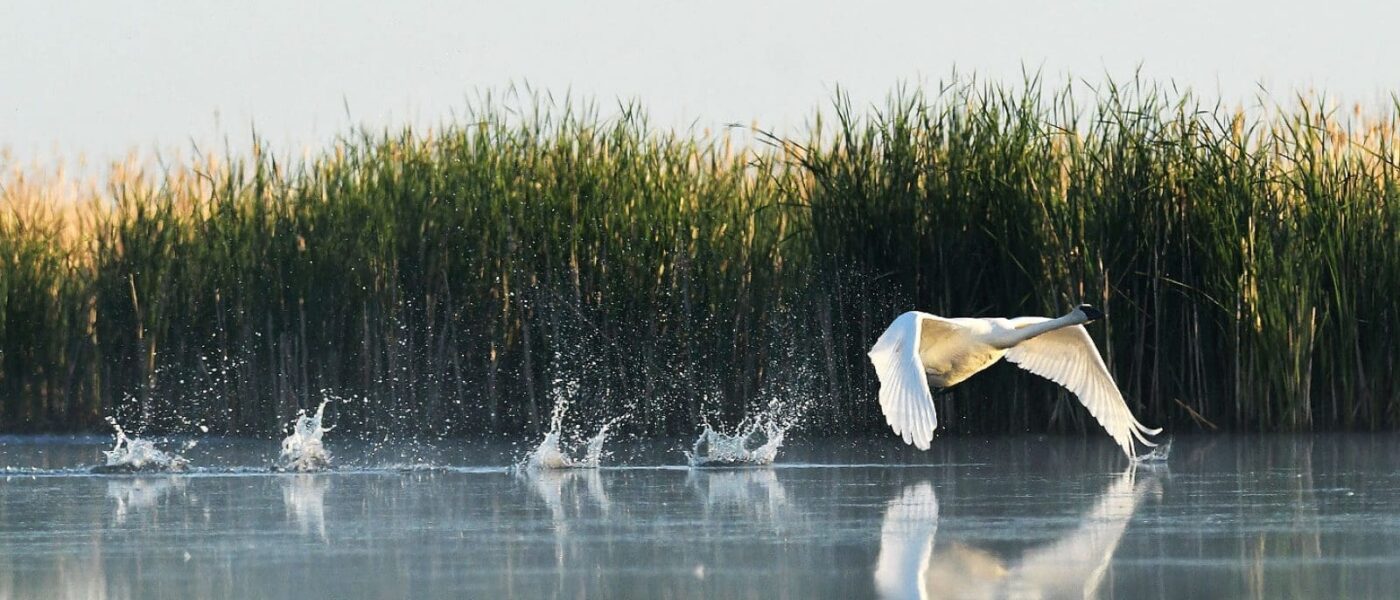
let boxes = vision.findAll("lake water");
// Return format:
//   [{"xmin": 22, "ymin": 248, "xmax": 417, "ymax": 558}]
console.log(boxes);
[{"xmin": 1, "ymin": 434, "xmax": 1397, "ymax": 599}]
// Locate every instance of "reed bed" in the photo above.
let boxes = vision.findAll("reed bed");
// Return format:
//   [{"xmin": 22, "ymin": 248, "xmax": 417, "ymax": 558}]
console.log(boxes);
[{"xmin": 1, "ymin": 78, "xmax": 1396, "ymax": 437}]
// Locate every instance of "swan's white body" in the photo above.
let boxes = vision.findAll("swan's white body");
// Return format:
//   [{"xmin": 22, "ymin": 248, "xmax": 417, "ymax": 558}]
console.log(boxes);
[{"xmin": 867, "ymin": 307, "xmax": 1161, "ymax": 458}]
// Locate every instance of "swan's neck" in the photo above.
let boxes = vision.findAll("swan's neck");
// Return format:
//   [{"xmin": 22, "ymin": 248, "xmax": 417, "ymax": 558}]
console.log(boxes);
[{"xmin": 1004, "ymin": 310, "xmax": 1087, "ymax": 345}]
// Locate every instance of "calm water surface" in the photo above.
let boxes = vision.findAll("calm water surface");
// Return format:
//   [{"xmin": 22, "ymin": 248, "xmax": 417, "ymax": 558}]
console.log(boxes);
[{"xmin": 1, "ymin": 434, "xmax": 1397, "ymax": 599}]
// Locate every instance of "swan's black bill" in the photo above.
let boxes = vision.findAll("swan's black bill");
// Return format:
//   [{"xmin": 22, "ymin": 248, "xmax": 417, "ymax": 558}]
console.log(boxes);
[{"xmin": 1077, "ymin": 304, "xmax": 1104, "ymax": 321}]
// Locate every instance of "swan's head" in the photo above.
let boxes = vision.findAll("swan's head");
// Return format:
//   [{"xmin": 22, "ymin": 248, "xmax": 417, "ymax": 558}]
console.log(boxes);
[{"xmin": 1076, "ymin": 304, "xmax": 1104, "ymax": 322}]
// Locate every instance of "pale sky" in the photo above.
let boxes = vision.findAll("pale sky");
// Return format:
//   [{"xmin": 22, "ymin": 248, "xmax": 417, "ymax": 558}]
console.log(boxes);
[{"xmin": 3, "ymin": 0, "xmax": 1399, "ymax": 171}]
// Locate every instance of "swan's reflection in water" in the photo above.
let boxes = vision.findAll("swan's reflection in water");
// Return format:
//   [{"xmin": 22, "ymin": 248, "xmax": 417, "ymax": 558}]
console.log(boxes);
[
  {"xmin": 688, "ymin": 468, "xmax": 789, "ymax": 515},
  {"xmin": 526, "ymin": 468, "xmax": 611, "ymax": 526},
  {"xmin": 106, "ymin": 476, "xmax": 186, "ymax": 525},
  {"xmin": 876, "ymin": 467, "xmax": 1161, "ymax": 599},
  {"xmin": 522, "ymin": 467, "xmax": 614, "ymax": 577},
  {"xmin": 281, "ymin": 474, "xmax": 330, "ymax": 540}
]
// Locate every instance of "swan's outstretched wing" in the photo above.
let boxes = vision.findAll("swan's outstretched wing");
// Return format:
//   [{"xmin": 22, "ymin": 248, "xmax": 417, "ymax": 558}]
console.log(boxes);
[
  {"xmin": 874, "ymin": 482, "xmax": 939, "ymax": 600},
  {"xmin": 868, "ymin": 312, "xmax": 938, "ymax": 449},
  {"xmin": 1002, "ymin": 320, "xmax": 1161, "ymax": 458}
]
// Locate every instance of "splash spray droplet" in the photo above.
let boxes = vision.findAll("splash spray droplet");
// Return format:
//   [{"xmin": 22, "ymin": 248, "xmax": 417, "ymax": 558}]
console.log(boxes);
[
  {"xmin": 276, "ymin": 401, "xmax": 333, "ymax": 472},
  {"xmin": 93, "ymin": 417, "xmax": 190, "ymax": 473},
  {"xmin": 685, "ymin": 421, "xmax": 786, "ymax": 467},
  {"xmin": 686, "ymin": 397, "xmax": 802, "ymax": 467},
  {"xmin": 517, "ymin": 406, "xmax": 624, "ymax": 473}
]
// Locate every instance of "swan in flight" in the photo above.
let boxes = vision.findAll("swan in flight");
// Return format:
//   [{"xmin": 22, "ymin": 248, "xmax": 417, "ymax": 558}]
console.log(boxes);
[{"xmin": 867, "ymin": 305, "xmax": 1161, "ymax": 458}]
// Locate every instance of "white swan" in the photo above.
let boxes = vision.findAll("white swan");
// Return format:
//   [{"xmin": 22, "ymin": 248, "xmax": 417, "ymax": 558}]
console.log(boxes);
[{"xmin": 867, "ymin": 305, "xmax": 1162, "ymax": 458}]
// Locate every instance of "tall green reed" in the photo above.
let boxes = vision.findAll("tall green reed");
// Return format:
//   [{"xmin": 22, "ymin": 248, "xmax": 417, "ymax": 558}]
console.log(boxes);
[{"xmin": 0, "ymin": 78, "xmax": 1395, "ymax": 437}]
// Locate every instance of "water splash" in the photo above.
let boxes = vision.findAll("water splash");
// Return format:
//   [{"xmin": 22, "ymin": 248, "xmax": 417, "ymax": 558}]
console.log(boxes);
[
  {"xmin": 276, "ymin": 401, "xmax": 333, "ymax": 472},
  {"xmin": 93, "ymin": 417, "xmax": 189, "ymax": 473},
  {"xmin": 514, "ymin": 371, "xmax": 628, "ymax": 472},
  {"xmin": 1135, "ymin": 437, "xmax": 1173, "ymax": 463},
  {"xmin": 685, "ymin": 420, "xmax": 786, "ymax": 467},
  {"xmin": 685, "ymin": 387, "xmax": 810, "ymax": 467},
  {"xmin": 684, "ymin": 395, "xmax": 803, "ymax": 467},
  {"xmin": 519, "ymin": 418, "xmax": 618, "ymax": 472}
]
